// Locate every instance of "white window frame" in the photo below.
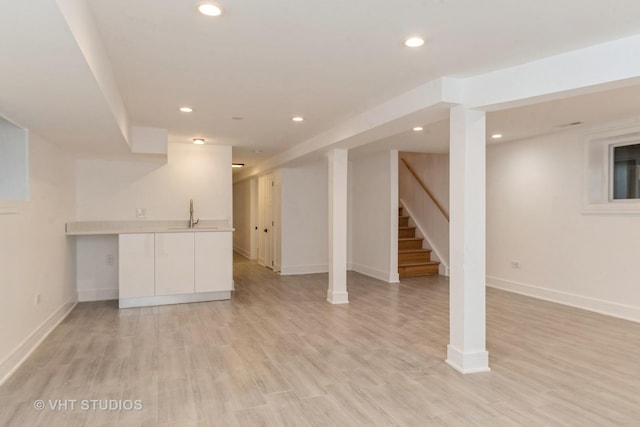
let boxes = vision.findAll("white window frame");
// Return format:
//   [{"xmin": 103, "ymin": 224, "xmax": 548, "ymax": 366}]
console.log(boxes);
[{"xmin": 583, "ymin": 122, "xmax": 640, "ymax": 214}]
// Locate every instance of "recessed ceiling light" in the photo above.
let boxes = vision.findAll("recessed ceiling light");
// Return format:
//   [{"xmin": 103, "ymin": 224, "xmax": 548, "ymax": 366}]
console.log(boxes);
[
  {"xmin": 491, "ymin": 133, "xmax": 503, "ymax": 139},
  {"xmin": 198, "ymin": 3, "xmax": 223, "ymax": 16},
  {"xmin": 413, "ymin": 126, "xmax": 423, "ymax": 132},
  {"xmin": 232, "ymin": 163, "xmax": 245, "ymax": 168},
  {"xmin": 193, "ymin": 138, "xmax": 205, "ymax": 145},
  {"xmin": 404, "ymin": 37, "xmax": 425, "ymax": 48},
  {"xmin": 292, "ymin": 116, "xmax": 304, "ymax": 122},
  {"xmin": 179, "ymin": 107, "xmax": 193, "ymax": 113}
]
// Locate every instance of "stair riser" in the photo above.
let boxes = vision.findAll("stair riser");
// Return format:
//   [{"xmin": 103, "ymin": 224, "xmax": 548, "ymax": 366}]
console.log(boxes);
[
  {"xmin": 398, "ymin": 240, "xmax": 423, "ymax": 250},
  {"xmin": 399, "ymin": 252, "xmax": 431, "ymax": 264},
  {"xmin": 399, "ymin": 217, "xmax": 409, "ymax": 227},
  {"xmin": 399, "ymin": 264, "xmax": 439, "ymax": 277},
  {"xmin": 398, "ymin": 228, "xmax": 415, "ymax": 238}
]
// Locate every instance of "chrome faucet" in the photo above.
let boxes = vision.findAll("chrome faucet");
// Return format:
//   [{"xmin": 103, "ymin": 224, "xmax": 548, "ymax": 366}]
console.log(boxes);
[{"xmin": 189, "ymin": 199, "xmax": 199, "ymax": 228}]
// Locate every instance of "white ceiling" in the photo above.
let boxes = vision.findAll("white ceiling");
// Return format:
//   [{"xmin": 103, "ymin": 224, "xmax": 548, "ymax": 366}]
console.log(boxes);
[
  {"xmin": 352, "ymin": 84, "xmax": 640, "ymax": 157},
  {"xmin": 2, "ymin": 1, "xmax": 640, "ymax": 165}
]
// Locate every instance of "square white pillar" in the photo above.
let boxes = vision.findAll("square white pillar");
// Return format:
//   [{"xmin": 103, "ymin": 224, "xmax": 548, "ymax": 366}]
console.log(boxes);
[
  {"xmin": 447, "ymin": 106, "xmax": 490, "ymax": 374},
  {"xmin": 327, "ymin": 148, "xmax": 349, "ymax": 304}
]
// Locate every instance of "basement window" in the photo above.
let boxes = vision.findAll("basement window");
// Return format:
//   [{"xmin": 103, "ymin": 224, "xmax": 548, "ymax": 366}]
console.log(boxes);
[
  {"xmin": 583, "ymin": 123, "xmax": 640, "ymax": 214},
  {"xmin": 612, "ymin": 143, "xmax": 640, "ymax": 200},
  {"xmin": 0, "ymin": 115, "xmax": 29, "ymax": 205}
]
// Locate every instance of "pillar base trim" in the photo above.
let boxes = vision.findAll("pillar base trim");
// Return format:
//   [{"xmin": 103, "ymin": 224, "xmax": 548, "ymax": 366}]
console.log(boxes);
[
  {"xmin": 446, "ymin": 345, "xmax": 490, "ymax": 374},
  {"xmin": 327, "ymin": 290, "xmax": 349, "ymax": 305}
]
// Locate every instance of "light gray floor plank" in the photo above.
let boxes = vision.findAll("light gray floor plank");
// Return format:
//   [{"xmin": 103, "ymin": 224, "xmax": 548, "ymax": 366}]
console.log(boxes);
[{"xmin": 2, "ymin": 254, "xmax": 639, "ymax": 426}]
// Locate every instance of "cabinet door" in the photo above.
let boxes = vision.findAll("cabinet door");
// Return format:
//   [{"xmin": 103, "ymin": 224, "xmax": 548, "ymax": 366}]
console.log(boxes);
[
  {"xmin": 195, "ymin": 232, "xmax": 232, "ymax": 292},
  {"xmin": 155, "ymin": 233, "xmax": 195, "ymax": 296},
  {"xmin": 119, "ymin": 233, "xmax": 155, "ymax": 299}
]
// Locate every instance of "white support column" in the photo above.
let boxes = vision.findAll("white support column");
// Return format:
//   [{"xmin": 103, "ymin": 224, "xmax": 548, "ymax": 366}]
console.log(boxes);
[
  {"xmin": 327, "ymin": 148, "xmax": 349, "ymax": 304},
  {"xmin": 446, "ymin": 106, "xmax": 490, "ymax": 374}
]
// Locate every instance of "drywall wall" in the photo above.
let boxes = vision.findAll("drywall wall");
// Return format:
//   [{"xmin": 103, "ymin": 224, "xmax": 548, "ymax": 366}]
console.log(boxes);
[
  {"xmin": 232, "ymin": 178, "xmax": 257, "ymax": 259},
  {"xmin": 0, "ymin": 133, "xmax": 77, "ymax": 383},
  {"xmin": 76, "ymin": 144, "xmax": 232, "ymax": 220},
  {"xmin": 487, "ymin": 127, "xmax": 640, "ymax": 321},
  {"xmin": 76, "ymin": 235, "xmax": 118, "ymax": 301},
  {"xmin": 351, "ymin": 150, "xmax": 399, "ymax": 282},
  {"xmin": 279, "ymin": 160, "xmax": 329, "ymax": 275},
  {"xmin": 399, "ymin": 152, "xmax": 450, "ymax": 274},
  {"xmin": 74, "ymin": 143, "xmax": 232, "ymax": 300}
]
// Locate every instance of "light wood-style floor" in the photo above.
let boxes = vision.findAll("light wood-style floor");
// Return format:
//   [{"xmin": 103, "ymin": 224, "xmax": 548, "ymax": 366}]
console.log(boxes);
[{"xmin": 2, "ymin": 255, "xmax": 640, "ymax": 426}]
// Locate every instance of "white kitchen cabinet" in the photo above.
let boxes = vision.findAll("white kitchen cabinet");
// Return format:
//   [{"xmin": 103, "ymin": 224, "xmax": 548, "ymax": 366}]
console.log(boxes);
[
  {"xmin": 118, "ymin": 233, "xmax": 155, "ymax": 299},
  {"xmin": 155, "ymin": 232, "xmax": 195, "ymax": 296},
  {"xmin": 118, "ymin": 230, "xmax": 233, "ymax": 308},
  {"xmin": 195, "ymin": 232, "xmax": 233, "ymax": 292}
]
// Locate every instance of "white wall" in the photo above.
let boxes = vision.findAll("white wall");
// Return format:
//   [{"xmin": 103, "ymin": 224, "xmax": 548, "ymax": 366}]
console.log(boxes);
[
  {"xmin": 76, "ymin": 144, "xmax": 232, "ymax": 221},
  {"xmin": 279, "ymin": 160, "xmax": 329, "ymax": 275},
  {"xmin": 399, "ymin": 152, "xmax": 450, "ymax": 274},
  {"xmin": 232, "ymin": 178, "xmax": 257, "ymax": 259},
  {"xmin": 75, "ymin": 143, "xmax": 232, "ymax": 300},
  {"xmin": 487, "ymin": 128, "xmax": 640, "ymax": 322},
  {"xmin": 76, "ymin": 235, "xmax": 118, "ymax": 301},
  {"xmin": 0, "ymin": 133, "xmax": 77, "ymax": 383},
  {"xmin": 351, "ymin": 150, "xmax": 399, "ymax": 283}
]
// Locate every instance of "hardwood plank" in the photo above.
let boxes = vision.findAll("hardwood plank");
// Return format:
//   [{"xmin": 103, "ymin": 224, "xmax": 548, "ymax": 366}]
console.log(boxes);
[{"xmin": 1, "ymin": 254, "xmax": 639, "ymax": 426}]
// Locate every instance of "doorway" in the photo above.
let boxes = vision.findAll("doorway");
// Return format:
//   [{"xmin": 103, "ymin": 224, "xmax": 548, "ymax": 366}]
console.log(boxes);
[{"xmin": 258, "ymin": 173, "xmax": 279, "ymax": 270}]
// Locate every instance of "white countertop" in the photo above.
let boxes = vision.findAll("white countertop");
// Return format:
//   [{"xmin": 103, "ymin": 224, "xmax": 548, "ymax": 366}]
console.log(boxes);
[{"xmin": 66, "ymin": 220, "xmax": 234, "ymax": 235}]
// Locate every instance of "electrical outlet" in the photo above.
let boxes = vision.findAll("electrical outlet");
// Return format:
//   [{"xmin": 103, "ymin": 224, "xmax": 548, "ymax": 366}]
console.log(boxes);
[
  {"xmin": 35, "ymin": 293, "xmax": 41, "ymax": 305},
  {"xmin": 510, "ymin": 260, "xmax": 520, "ymax": 269},
  {"xmin": 106, "ymin": 254, "xmax": 114, "ymax": 266},
  {"xmin": 136, "ymin": 208, "xmax": 146, "ymax": 218}
]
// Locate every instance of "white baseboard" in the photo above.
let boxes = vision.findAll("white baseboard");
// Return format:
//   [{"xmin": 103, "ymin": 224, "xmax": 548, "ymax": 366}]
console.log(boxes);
[
  {"xmin": 327, "ymin": 290, "xmax": 349, "ymax": 304},
  {"xmin": 280, "ymin": 264, "xmax": 328, "ymax": 275},
  {"xmin": 119, "ymin": 290, "xmax": 231, "ymax": 309},
  {"xmin": 351, "ymin": 263, "xmax": 396, "ymax": 283},
  {"xmin": 446, "ymin": 345, "xmax": 490, "ymax": 374},
  {"xmin": 487, "ymin": 276, "xmax": 640, "ymax": 323},
  {"xmin": 233, "ymin": 247, "xmax": 251, "ymax": 259},
  {"xmin": 0, "ymin": 299, "xmax": 77, "ymax": 386},
  {"xmin": 78, "ymin": 288, "xmax": 118, "ymax": 302}
]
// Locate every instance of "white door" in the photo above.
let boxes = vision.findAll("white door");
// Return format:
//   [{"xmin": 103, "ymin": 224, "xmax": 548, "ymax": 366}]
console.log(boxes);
[
  {"xmin": 258, "ymin": 175, "xmax": 266, "ymax": 266},
  {"xmin": 264, "ymin": 172, "xmax": 274, "ymax": 269}
]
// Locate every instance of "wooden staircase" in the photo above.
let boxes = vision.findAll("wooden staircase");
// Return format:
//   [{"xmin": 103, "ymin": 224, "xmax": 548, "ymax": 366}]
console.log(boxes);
[{"xmin": 398, "ymin": 207, "xmax": 439, "ymax": 277}]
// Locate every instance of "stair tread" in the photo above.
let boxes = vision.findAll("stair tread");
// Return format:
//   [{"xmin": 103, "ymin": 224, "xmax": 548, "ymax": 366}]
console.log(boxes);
[
  {"xmin": 398, "ymin": 248, "xmax": 431, "ymax": 253},
  {"xmin": 398, "ymin": 261, "xmax": 439, "ymax": 267},
  {"xmin": 398, "ymin": 237, "xmax": 423, "ymax": 241},
  {"xmin": 398, "ymin": 226, "xmax": 416, "ymax": 229},
  {"xmin": 399, "ymin": 215, "xmax": 410, "ymax": 219}
]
